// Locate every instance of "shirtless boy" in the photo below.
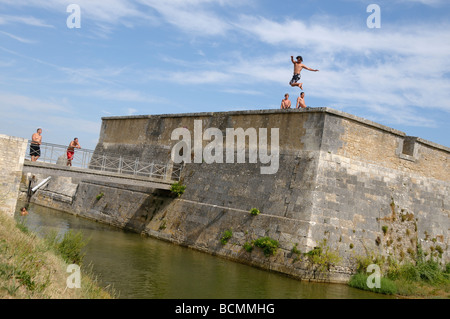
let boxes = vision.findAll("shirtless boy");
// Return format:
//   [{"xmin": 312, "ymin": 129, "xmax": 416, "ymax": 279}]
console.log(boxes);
[
  {"xmin": 281, "ymin": 93, "xmax": 291, "ymax": 109},
  {"xmin": 30, "ymin": 128, "xmax": 42, "ymax": 162},
  {"xmin": 20, "ymin": 207, "xmax": 28, "ymax": 216},
  {"xmin": 289, "ymin": 56, "xmax": 319, "ymax": 90},
  {"xmin": 296, "ymin": 92, "xmax": 307, "ymax": 109},
  {"xmin": 67, "ymin": 137, "xmax": 81, "ymax": 166}
]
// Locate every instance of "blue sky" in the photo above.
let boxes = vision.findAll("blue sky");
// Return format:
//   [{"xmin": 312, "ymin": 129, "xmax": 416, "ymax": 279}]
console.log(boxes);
[{"xmin": 1, "ymin": 0, "xmax": 449, "ymax": 150}]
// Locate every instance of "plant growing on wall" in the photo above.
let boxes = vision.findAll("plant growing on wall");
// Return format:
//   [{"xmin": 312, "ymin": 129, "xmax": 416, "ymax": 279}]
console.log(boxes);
[
  {"xmin": 304, "ymin": 239, "xmax": 341, "ymax": 272},
  {"xmin": 249, "ymin": 208, "xmax": 260, "ymax": 216},
  {"xmin": 220, "ymin": 229, "xmax": 233, "ymax": 245},
  {"xmin": 291, "ymin": 243, "xmax": 302, "ymax": 261},
  {"xmin": 253, "ymin": 236, "xmax": 279, "ymax": 257},
  {"xmin": 243, "ymin": 242, "xmax": 253, "ymax": 253},
  {"xmin": 170, "ymin": 182, "xmax": 186, "ymax": 197},
  {"xmin": 291, "ymin": 243, "xmax": 301, "ymax": 255},
  {"xmin": 96, "ymin": 192, "xmax": 104, "ymax": 201}
]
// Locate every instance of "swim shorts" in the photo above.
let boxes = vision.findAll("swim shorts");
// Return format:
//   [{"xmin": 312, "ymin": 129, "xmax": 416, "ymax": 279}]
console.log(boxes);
[
  {"xmin": 67, "ymin": 150, "xmax": 75, "ymax": 160},
  {"xmin": 289, "ymin": 73, "xmax": 301, "ymax": 85},
  {"xmin": 30, "ymin": 144, "xmax": 40, "ymax": 157}
]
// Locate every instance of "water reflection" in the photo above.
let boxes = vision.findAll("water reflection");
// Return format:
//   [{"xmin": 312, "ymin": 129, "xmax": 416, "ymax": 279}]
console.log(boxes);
[{"xmin": 16, "ymin": 203, "xmax": 392, "ymax": 299}]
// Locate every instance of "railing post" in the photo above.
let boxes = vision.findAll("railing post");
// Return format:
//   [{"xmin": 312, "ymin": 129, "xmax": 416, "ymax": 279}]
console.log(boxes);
[
  {"xmin": 101, "ymin": 154, "xmax": 106, "ymax": 171},
  {"xmin": 165, "ymin": 161, "xmax": 174, "ymax": 181},
  {"xmin": 85, "ymin": 151, "xmax": 89, "ymax": 168},
  {"xmin": 25, "ymin": 140, "xmax": 30, "ymax": 161},
  {"xmin": 134, "ymin": 158, "xmax": 139, "ymax": 176},
  {"xmin": 149, "ymin": 163, "xmax": 154, "ymax": 178},
  {"xmin": 81, "ymin": 151, "xmax": 85, "ymax": 168},
  {"xmin": 118, "ymin": 156, "xmax": 121, "ymax": 173}
]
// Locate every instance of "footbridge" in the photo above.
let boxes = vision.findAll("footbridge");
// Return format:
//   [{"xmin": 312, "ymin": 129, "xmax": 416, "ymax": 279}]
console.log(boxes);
[{"xmin": 22, "ymin": 141, "xmax": 182, "ymax": 191}]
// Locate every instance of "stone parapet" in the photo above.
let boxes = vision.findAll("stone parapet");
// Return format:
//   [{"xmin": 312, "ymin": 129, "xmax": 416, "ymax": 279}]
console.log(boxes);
[{"xmin": 0, "ymin": 134, "xmax": 28, "ymax": 217}]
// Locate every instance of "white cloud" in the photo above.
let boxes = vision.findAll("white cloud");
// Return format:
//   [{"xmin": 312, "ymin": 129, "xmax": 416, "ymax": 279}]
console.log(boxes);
[
  {"xmin": 229, "ymin": 16, "xmax": 450, "ymax": 118},
  {"xmin": 235, "ymin": 15, "xmax": 450, "ymax": 59},
  {"xmin": 76, "ymin": 89, "xmax": 167, "ymax": 104},
  {"xmin": 1, "ymin": 0, "xmax": 148, "ymax": 24},
  {"xmin": 0, "ymin": 46, "xmax": 130, "ymax": 87},
  {"xmin": 0, "ymin": 59, "xmax": 15, "ymax": 67},
  {"xmin": 145, "ymin": 69, "xmax": 234, "ymax": 85},
  {"xmin": 0, "ymin": 14, "xmax": 54, "ymax": 27},
  {"xmin": 0, "ymin": 92, "xmax": 68, "ymax": 113},
  {"xmin": 45, "ymin": 115, "xmax": 101, "ymax": 135},
  {"xmin": 221, "ymin": 89, "xmax": 263, "ymax": 96},
  {"xmin": 144, "ymin": 13, "xmax": 450, "ymax": 127},
  {"xmin": 1, "ymin": 0, "xmax": 448, "ymax": 133},
  {"xmin": 395, "ymin": 0, "xmax": 446, "ymax": 6},
  {"xmin": 127, "ymin": 108, "xmax": 138, "ymax": 115},
  {"xmin": 138, "ymin": 0, "xmax": 232, "ymax": 35},
  {"xmin": 0, "ymin": 31, "xmax": 35, "ymax": 43},
  {"xmin": 0, "ymin": 92, "xmax": 100, "ymax": 147}
]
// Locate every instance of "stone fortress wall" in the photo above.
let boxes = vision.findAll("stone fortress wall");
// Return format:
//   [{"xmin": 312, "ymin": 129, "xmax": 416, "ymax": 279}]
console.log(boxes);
[
  {"xmin": 0, "ymin": 134, "xmax": 28, "ymax": 217},
  {"xmin": 20, "ymin": 108, "xmax": 449, "ymax": 282}
]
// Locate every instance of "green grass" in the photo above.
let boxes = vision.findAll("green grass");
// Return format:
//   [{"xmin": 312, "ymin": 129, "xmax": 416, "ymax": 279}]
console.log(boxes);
[
  {"xmin": 348, "ymin": 273, "xmax": 397, "ymax": 295},
  {"xmin": 43, "ymin": 230, "xmax": 88, "ymax": 265},
  {"xmin": 0, "ymin": 212, "xmax": 112, "ymax": 299},
  {"xmin": 350, "ymin": 248, "xmax": 450, "ymax": 298},
  {"xmin": 390, "ymin": 259, "xmax": 449, "ymax": 285}
]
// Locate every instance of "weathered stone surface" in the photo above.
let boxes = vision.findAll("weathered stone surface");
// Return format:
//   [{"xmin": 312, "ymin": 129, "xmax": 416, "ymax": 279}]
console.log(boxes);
[
  {"xmin": 0, "ymin": 134, "xmax": 28, "ymax": 217},
  {"xmin": 18, "ymin": 108, "xmax": 449, "ymax": 283}
]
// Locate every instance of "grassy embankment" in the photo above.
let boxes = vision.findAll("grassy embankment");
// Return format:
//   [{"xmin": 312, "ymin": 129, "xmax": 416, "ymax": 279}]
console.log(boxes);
[
  {"xmin": 0, "ymin": 212, "xmax": 113, "ymax": 299},
  {"xmin": 348, "ymin": 251, "xmax": 450, "ymax": 299}
]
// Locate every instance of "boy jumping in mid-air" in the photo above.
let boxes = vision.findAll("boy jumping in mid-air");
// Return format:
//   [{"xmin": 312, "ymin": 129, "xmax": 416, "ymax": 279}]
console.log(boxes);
[{"xmin": 289, "ymin": 56, "xmax": 319, "ymax": 90}]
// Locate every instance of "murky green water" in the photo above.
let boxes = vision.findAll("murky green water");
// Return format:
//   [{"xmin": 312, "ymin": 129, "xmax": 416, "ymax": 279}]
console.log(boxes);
[{"xmin": 16, "ymin": 203, "xmax": 392, "ymax": 299}]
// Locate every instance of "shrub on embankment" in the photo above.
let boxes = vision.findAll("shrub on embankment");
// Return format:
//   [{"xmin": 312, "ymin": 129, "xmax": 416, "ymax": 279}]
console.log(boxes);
[
  {"xmin": 349, "ymin": 250, "xmax": 450, "ymax": 298},
  {"xmin": 0, "ymin": 213, "xmax": 112, "ymax": 299}
]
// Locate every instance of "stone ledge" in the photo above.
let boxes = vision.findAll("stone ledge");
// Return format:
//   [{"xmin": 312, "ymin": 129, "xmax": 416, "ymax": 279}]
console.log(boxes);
[
  {"xmin": 100, "ymin": 107, "xmax": 449, "ymax": 150},
  {"xmin": 0, "ymin": 134, "xmax": 27, "ymax": 143}
]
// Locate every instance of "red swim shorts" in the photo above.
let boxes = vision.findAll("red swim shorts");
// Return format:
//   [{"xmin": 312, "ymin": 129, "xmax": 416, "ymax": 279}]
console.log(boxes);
[{"xmin": 67, "ymin": 150, "xmax": 75, "ymax": 160}]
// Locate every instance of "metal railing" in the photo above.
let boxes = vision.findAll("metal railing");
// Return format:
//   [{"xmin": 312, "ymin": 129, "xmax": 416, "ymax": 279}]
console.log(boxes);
[
  {"xmin": 25, "ymin": 140, "xmax": 183, "ymax": 181},
  {"xmin": 25, "ymin": 140, "xmax": 94, "ymax": 168},
  {"xmin": 88, "ymin": 154, "xmax": 183, "ymax": 181}
]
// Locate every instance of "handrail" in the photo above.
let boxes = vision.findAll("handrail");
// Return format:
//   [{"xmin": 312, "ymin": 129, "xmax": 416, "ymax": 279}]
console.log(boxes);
[
  {"xmin": 25, "ymin": 140, "xmax": 94, "ymax": 168},
  {"xmin": 25, "ymin": 140, "xmax": 182, "ymax": 181}
]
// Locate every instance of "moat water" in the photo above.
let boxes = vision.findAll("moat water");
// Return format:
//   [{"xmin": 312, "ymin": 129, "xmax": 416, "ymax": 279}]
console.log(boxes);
[{"xmin": 16, "ymin": 203, "xmax": 393, "ymax": 299}]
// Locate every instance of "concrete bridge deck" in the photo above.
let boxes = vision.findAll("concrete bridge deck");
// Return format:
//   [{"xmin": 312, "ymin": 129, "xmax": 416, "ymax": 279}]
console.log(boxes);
[{"xmin": 22, "ymin": 160, "xmax": 175, "ymax": 190}]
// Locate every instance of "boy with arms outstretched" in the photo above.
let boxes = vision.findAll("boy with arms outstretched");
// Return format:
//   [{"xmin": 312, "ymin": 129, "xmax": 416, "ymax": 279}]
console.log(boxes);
[{"xmin": 289, "ymin": 56, "xmax": 319, "ymax": 90}]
